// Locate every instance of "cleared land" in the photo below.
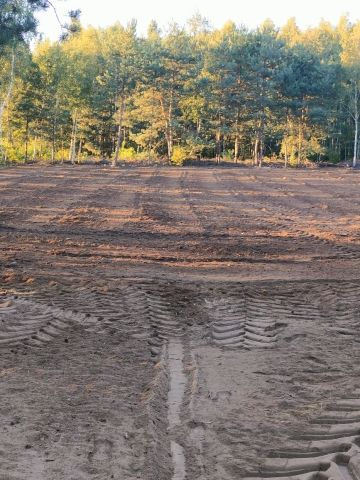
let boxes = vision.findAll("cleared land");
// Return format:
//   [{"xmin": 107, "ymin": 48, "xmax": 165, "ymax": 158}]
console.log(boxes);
[{"xmin": 1, "ymin": 165, "xmax": 360, "ymax": 480}]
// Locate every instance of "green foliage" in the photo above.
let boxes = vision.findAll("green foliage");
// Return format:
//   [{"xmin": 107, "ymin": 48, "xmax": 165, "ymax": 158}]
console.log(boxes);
[
  {"xmin": 0, "ymin": 13, "xmax": 360, "ymax": 165},
  {"xmin": 281, "ymin": 134, "xmax": 325, "ymax": 165},
  {"xmin": 0, "ymin": 0, "xmax": 49, "ymax": 47},
  {"xmin": 326, "ymin": 149, "xmax": 341, "ymax": 163},
  {"xmin": 223, "ymin": 149, "xmax": 234, "ymax": 161}
]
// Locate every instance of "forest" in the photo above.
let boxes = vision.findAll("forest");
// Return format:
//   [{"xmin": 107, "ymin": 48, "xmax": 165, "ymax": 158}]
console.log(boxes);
[{"xmin": 0, "ymin": 2, "xmax": 360, "ymax": 167}]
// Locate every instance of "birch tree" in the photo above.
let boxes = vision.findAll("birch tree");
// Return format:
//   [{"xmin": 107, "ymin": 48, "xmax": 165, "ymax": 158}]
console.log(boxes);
[
  {"xmin": 0, "ymin": 48, "xmax": 16, "ymax": 154},
  {"xmin": 341, "ymin": 21, "xmax": 360, "ymax": 167}
]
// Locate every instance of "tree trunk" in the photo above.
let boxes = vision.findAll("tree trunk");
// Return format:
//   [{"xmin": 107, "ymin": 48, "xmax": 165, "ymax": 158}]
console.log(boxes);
[
  {"xmin": 234, "ymin": 134, "xmax": 239, "ymax": 163},
  {"xmin": 167, "ymin": 120, "xmax": 173, "ymax": 162},
  {"xmin": 51, "ymin": 144, "xmax": 55, "ymax": 163},
  {"xmin": 33, "ymin": 138, "xmax": 37, "ymax": 162},
  {"xmin": 0, "ymin": 49, "xmax": 16, "ymax": 154},
  {"xmin": 284, "ymin": 115, "xmax": 290, "ymax": 168},
  {"xmin": 25, "ymin": 117, "xmax": 29, "ymax": 163},
  {"xmin": 159, "ymin": 93, "xmax": 173, "ymax": 163},
  {"xmin": 69, "ymin": 112, "xmax": 77, "ymax": 164},
  {"xmin": 234, "ymin": 111, "xmax": 240, "ymax": 163},
  {"xmin": 297, "ymin": 107, "xmax": 305, "ymax": 167},
  {"xmin": 354, "ymin": 119, "xmax": 359, "ymax": 168},
  {"xmin": 259, "ymin": 138, "xmax": 264, "ymax": 168},
  {"xmin": 51, "ymin": 97, "xmax": 59, "ymax": 163},
  {"xmin": 113, "ymin": 96, "xmax": 126, "ymax": 167},
  {"xmin": 253, "ymin": 137, "xmax": 259, "ymax": 166},
  {"xmin": 297, "ymin": 122, "xmax": 302, "ymax": 167},
  {"xmin": 60, "ymin": 127, "xmax": 64, "ymax": 164},
  {"xmin": 257, "ymin": 114, "xmax": 265, "ymax": 167},
  {"xmin": 216, "ymin": 128, "xmax": 221, "ymax": 163},
  {"xmin": 353, "ymin": 83, "xmax": 359, "ymax": 168},
  {"xmin": 167, "ymin": 93, "xmax": 174, "ymax": 162},
  {"xmin": 77, "ymin": 139, "xmax": 83, "ymax": 162}
]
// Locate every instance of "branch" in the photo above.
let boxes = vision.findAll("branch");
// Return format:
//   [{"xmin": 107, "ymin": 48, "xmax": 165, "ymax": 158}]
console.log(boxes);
[{"xmin": 46, "ymin": 0, "xmax": 65, "ymax": 29}]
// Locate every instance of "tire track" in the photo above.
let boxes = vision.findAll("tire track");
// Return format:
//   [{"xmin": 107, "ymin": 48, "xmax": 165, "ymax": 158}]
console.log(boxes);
[
  {"xmin": 244, "ymin": 292, "xmax": 280, "ymax": 349},
  {"xmin": 138, "ymin": 286, "xmax": 185, "ymax": 358},
  {"xmin": 206, "ymin": 291, "xmax": 286, "ymax": 350},
  {"xmin": 27, "ymin": 284, "xmax": 143, "ymax": 341},
  {"xmin": 10, "ymin": 280, "xmax": 360, "ymax": 355},
  {"xmin": 23, "ymin": 281, "xmax": 186, "ymax": 359},
  {"xmin": 167, "ymin": 339, "xmax": 187, "ymax": 480},
  {"xmin": 327, "ymin": 284, "xmax": 360, "ymax": 339},
  {"xmin": 206, "ymin": 297, "xmax": 246, "ymax": 348},
  {"xmin": 204, "ymin": 281, "xmax": 359, "ymax": 351},
  {"xmin": 0, "ymin": 297, "xmax": 98, "ymax": 348},
  {"xmin": 244, "ymin": 391, "xmax": 360, "ymax": 480}
]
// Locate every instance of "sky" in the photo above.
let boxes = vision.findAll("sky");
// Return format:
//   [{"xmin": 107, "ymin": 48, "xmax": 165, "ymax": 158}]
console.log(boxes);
[{"xmin": 37, "ymin": 0, "xmax": 360, "ymax": 40}]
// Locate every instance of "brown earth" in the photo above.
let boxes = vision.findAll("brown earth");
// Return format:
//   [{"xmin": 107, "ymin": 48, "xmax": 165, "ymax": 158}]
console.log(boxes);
[{"xmin": 1, "ymin": 165, "xmax": 360, "ymax": 480}]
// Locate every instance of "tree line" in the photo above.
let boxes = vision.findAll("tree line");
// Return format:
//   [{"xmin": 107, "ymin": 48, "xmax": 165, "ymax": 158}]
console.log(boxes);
[{"xmin": 0, "ymin": 5, "xmax": 359, "ymax": 166}]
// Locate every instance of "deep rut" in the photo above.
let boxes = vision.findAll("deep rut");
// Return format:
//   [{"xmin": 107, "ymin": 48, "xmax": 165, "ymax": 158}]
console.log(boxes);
[{"xmin": 167, "ymin": 339, "xmax": 187, "ymax": 480}]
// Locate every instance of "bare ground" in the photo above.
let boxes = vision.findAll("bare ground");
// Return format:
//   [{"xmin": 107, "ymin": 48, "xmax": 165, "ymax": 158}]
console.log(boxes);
[{"xmin": 1, "ymin": 165, "xmax": 360, "ymax": 479}]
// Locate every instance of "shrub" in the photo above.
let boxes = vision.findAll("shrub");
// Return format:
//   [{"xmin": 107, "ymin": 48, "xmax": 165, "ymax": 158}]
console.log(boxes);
[{"xmin": 171, "ymin": 146, "xmax": 188, "ymax": 166}]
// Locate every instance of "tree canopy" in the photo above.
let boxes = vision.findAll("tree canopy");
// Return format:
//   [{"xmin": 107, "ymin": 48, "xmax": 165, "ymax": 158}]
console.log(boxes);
[
  {"xmin": 0, "ymin": 11, "xmax": 360, "ymax": 166},
  {"xmin": 0, "ymin": 0, "xmax": 50, "ymax": 47}
]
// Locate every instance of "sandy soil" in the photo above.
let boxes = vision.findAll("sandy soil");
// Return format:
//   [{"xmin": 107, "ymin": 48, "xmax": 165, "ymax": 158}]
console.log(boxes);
[{"xmin": 1, "ymin": 165, "xmax": 360, "ymax": 479}]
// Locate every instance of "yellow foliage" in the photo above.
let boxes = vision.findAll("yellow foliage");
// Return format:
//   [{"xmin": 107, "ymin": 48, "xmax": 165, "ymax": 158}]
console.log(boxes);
[{"xmin": 171, "ymin": 146, "xmax": 188, "ymax": 166}]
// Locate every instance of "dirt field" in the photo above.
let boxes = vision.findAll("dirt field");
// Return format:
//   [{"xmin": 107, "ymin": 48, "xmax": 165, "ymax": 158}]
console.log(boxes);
[{"xmin": 1, "ymin": 165, "xmax": 360, "ymax": 480}]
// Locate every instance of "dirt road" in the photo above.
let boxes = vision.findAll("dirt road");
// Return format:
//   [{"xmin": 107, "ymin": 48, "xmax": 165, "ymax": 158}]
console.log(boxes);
[{"xmin": 1, "ymin": 165, "xmax": 360, "ymax": 479}]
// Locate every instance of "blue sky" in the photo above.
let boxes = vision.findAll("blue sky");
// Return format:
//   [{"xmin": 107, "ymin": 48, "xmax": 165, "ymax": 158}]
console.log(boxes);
[{"xmin": 37, "ymin": 0, "xmax": 360, "ymax": 39}]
